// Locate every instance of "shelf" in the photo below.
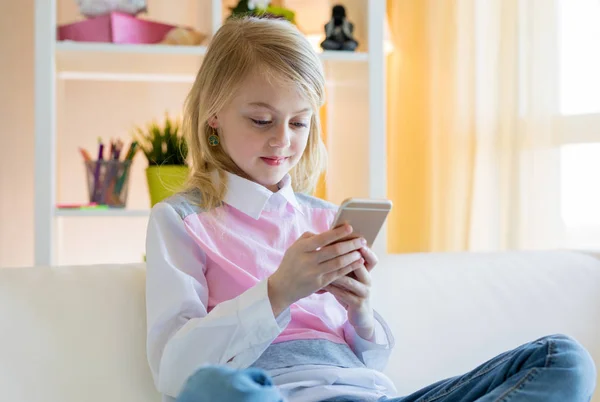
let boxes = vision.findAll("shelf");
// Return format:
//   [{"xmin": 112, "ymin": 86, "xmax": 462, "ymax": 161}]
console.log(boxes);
[
  {"xmin": 54, "ymin": 208, "xmax": 150, "ymax": 217},
  {"xmin": 55, "ymin": 41, "xmax": 368, "ymax": 82},
  {"xmin": 56, "ymin": 41, "xmax": 209, "ymax": 55},
  {"xmin": 56, "ymin": 41, "xmax": 208, "ymax": 80},
  {"xmin": 319, "ymin": 51, "xmax": 369, "ymax": 62}
]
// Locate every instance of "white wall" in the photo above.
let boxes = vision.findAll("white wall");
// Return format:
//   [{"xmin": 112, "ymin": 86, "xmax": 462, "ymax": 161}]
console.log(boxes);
[{"xmin": 0, "ymin": 1, "xmax": 35, "ymax": 267}]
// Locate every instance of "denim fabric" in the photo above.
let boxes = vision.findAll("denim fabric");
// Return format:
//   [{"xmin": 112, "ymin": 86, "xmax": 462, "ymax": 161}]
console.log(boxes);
[
  {"xmin": 176, "ymin": 366, "xmax": 284, "ymax": 402},
  {"xmin": 176, "ymin": 334, "xmax": 596, "ymax": 402},
  {"xmin": 381, "ymin": 334, "xmax": 597, "ymax": 402}
]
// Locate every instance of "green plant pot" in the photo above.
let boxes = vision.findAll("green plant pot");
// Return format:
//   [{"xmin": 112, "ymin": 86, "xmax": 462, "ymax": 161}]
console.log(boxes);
[{"xmin": 146, "ymin": 165, "xmax": 189, "ymax": 207}]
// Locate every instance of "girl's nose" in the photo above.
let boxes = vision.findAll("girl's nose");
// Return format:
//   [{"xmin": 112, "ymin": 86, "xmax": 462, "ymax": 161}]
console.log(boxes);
[{"xmin": 269, "ymin": 124, "xmax": 291, "ymax": 148}]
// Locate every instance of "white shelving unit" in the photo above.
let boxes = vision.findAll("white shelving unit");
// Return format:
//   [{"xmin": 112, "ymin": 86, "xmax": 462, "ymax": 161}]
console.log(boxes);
[
  {"xmin": 53, "ymin": 208, "xmax": 151, "ymax": 217},
  {"xmin": 34, "ymin": 0, "xmax": 387, "ymax": 266}
]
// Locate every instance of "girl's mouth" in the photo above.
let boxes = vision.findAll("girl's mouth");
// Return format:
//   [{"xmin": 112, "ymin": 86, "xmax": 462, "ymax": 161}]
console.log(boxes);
[{"xmin": 261, "ymin": 157, "xmax": 289, "ymax": 166}]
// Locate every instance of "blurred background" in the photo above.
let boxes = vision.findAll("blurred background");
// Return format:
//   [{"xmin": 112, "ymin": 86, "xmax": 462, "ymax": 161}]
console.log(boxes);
[{"xmin": 0, "ymin": 0, "xmax": 598, "ymax": 267}]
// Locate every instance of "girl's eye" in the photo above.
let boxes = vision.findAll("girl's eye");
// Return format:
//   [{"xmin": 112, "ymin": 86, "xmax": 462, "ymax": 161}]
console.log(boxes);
[
  {"xmin": 291, "ymin": 122, "xmax": 309, "ymax": 128},
  {"xmin": 251, "ymin": 118, "xmax": 272, "ymax": 126}
]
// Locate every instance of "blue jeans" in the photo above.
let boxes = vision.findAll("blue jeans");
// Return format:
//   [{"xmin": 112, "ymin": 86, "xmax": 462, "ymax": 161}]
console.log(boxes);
[{"xmin": 176, "ymin": 334, "xmax": 597, "ymax": 402}]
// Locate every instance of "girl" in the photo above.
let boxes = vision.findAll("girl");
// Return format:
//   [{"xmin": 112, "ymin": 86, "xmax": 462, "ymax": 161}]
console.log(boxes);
[{"xmin": 145, "ymin": 17, "xmax": 596, "ymax": 402}]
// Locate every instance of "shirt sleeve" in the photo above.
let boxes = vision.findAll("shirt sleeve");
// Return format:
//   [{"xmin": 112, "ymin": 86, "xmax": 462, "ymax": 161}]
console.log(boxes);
[
  {"xmin": 342, "ymin": 310, "xmax": 395, "ymax": 371},
  {"xmin": 145, "ymin": 202, "xmax": 291, "ymax": 398}
]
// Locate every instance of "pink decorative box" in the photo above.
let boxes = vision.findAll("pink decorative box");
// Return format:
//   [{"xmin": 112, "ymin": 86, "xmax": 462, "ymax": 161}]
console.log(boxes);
[{"xmin": 57, "ymin": 12, "xmax": 177, "ymax": 44}]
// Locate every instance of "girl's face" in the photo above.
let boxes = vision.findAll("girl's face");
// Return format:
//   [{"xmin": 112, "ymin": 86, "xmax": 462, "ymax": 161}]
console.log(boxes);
[{"xmin": 211, "ymin": 73, "xmax": 313, "ymax": 192}]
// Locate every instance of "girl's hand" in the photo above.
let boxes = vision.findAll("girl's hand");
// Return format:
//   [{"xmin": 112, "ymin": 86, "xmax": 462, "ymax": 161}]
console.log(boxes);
[
  {"xmin": 325, "ymin": 246, "xmax": 379, "ymax": 340},
  {"xmin": 325, "ymin": 265, "xmax": 375, "ymax": 340},
  {"xmin": 268, "ymin": 225, "xmax": 365, "ymax": 317}
]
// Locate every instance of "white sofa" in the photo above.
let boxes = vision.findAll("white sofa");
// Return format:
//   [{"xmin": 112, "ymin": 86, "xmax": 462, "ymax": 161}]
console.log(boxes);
[{"xmin": 1, "ymin": 250, "xmax": 599, "ymax": 402}]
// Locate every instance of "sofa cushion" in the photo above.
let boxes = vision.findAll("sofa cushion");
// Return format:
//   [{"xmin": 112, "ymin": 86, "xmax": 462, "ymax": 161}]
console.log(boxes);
[
  {"xmin": 371, "ymin": 250, "xmax": 600, "ymax": 397},
  {"xmin": 0, "ymin": 264, "xmax": 160, "ymax": 402}
]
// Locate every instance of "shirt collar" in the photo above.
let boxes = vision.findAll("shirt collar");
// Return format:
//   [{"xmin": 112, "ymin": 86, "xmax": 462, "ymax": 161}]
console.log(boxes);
[{"xmin": 222, "ymin": 172, "xmax": 302, "ymax": 219}]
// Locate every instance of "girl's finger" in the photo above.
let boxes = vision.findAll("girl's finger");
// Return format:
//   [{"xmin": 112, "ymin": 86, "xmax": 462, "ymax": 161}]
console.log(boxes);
[
  {"xmin": 305, "ymin": 225, "xmax": 352, "ymax": 251},
  {"xmin": 360, "ymin": 247, "xmax": 378, "ymax": 271},
  {"xmin": 326, "ymin": 284, "xmax": 360, "ymax": 308},
  {"xmin": 321, "ymin": 251, "xmax": 362, "ymax": 273},
  {"xmin": 316, "ymin": 237, "xmax": 365, "ymax": 263},
  {"xmin": 330, "ymin": 276, "xmax": 369, "ymax": 299},
  {"xmin": 321, "ymin": 258, "xmax": 363, "ymax": 286},
  {"xmin": 353, "ymin": 266, "xmax": 371, "ymax": 287}
]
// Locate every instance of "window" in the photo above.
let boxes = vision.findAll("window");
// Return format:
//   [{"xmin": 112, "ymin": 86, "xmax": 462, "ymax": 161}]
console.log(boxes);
[
  {"xmin": 558, "ymin": 0, "xmax": 600, "ymax": 250},
  {"xmin": 559, "ymin": 0, "xmax": 600, "ymax": 115},
  {"xmin": 561, "ymin": 144, "xmax": 600, "ymax": 226}
]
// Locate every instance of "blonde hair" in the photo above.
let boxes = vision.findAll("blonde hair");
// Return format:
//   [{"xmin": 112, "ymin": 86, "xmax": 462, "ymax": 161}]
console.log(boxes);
[{"xmin": 183, "ymin": 17, "xmax": 327, "ymax": 211}]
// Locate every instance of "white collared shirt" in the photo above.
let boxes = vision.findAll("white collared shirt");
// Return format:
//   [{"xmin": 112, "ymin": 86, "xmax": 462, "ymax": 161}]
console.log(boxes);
[{"xmin": 145, "ymin": 173, "xmax": 397, "ymax": 402}]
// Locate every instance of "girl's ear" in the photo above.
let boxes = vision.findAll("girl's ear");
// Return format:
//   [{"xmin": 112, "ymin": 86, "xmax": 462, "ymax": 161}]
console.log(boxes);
[{"xmin": 207, "ymin": 116, "xmax": 219, "ymax": 129}]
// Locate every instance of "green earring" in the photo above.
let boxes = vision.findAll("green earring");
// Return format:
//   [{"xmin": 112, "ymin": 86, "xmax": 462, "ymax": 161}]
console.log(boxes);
[{"xmin": 208, "ymin": 128, "xmax": 220, "ymax": 147}]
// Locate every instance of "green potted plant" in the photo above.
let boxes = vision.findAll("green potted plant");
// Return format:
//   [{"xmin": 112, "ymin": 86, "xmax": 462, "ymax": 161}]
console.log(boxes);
[
  {"xmin": 134, "ymin": 113, "xmax": 189, "ymax": 207},
  {"xmin": 229, "ymin": 0, "xmax": 296, "ymax": 23}
]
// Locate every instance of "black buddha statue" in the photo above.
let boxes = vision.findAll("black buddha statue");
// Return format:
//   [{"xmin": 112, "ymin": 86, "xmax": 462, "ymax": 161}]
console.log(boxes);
[{"xmin": 320, "ymin": 5, "xmax": 358, "ymax": 51}]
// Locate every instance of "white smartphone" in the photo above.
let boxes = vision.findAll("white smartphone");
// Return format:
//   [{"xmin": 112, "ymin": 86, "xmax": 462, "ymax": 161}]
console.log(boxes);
[{"xmin": 329, "ymin": 198, "xmax": 393, "ymax": 247}]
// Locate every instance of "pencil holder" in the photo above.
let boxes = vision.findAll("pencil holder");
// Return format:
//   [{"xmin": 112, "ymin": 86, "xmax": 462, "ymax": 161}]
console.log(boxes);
[{"xmin": 85, "ymin": 160, "xmax": 132, "ymax": 207}]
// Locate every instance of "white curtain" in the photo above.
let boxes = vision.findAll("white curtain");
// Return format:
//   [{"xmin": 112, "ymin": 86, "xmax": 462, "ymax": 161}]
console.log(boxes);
[
  {"xmin": 467, "ymin": 0, "xmax": 564, "ymax": 250},
  {"xmin": 386, "ymin": 0, "xmax": 565, "ymax": 252}
]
